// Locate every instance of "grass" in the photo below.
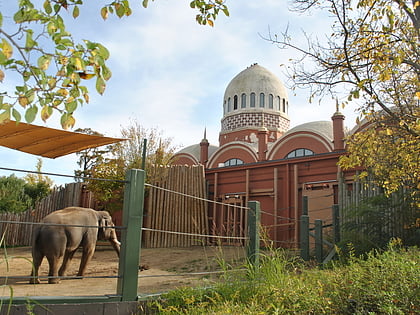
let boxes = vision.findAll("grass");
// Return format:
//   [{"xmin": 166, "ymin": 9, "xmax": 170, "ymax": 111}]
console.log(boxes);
[{"xmin": 149, "ymin": 240, "xmax": 419, "ymax": 314}]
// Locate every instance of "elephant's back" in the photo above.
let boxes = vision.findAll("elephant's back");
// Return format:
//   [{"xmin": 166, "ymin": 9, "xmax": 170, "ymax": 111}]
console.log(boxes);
[{"xmin": 42, "ymin": 207, "xmax": 97, "ymax": 225}]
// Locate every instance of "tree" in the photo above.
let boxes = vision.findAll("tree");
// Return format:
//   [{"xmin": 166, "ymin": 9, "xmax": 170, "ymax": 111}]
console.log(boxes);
[
  {"xmin": 73, "ymin": 128, "xmax": 110, "ymax": 180},
  {"xmin": 24, "ymin": 158, "xmax": 54, "ymax": 187},
  {"xmin": 267, "ymin": 0, "xmax": 419, "ymax": 197},
  {"xmin": 23, "ymin": 158, "xmax": 53, "ymax": 203},
  {"xmin": 0, "ymin": 0, "xmax": 229, "ymax": 129},
  {"xmin": 0, "ymin": 171, "xmax": 51, "ymax": 213},
  {"xmin": 86, "ymin": 119, "xmax": 179, "ymax": 213}
]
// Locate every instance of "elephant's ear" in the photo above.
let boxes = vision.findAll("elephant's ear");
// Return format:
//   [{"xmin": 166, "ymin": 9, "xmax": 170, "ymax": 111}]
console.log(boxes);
[
  {"xmin": 99, "ymin": 218, "xmax": 107, "ymax": 228},
  {"xmin": 98, "ymin": 216, "xmax": 113, "ymax": 240}
]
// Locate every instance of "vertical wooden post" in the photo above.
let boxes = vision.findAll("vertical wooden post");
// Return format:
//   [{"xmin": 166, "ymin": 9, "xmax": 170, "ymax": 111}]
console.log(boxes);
[
  {"xmin": 247, "ymin": 201, "xmax": 260, "ymax": 267},
  {"xmin": 315, "ymin": 219, "xmax": 323, "ymax": 263},
  {"xmin": 300, "ymin": 215, "xmax": 310, "ymax": 261},
  {"xmin": 332, "ymin": 204, "xmax": 340, "ymax": 244},
  {"xmin": 117, "ymin": 169, "xmax": 145, "ymax": 301}
]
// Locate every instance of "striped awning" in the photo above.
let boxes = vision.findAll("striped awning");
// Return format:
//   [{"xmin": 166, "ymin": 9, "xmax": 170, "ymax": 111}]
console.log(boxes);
[{"xmin": 0, "ymin": 120, "xmax": 124, "ymax": 158}]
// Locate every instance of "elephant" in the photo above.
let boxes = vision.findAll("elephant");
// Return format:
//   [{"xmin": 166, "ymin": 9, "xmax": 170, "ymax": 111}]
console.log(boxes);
[{"xmin": 29, "ymin": 207, "xmax": 121, "ymax": 284}]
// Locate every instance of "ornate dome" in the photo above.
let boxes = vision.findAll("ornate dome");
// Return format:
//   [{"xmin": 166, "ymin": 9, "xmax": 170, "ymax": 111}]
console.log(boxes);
[{"xmin": 222, "ymin": 63, "xmax": 289, "ymax": 117}]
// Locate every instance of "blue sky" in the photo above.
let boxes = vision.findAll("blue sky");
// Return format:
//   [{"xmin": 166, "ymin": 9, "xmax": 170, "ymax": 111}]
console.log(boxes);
[{"xmin": 0, "ymin": 0, "xmax": 359, "ymax": 185}]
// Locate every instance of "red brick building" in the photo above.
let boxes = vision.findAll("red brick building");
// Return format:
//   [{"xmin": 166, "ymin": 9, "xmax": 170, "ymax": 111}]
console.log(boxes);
[{"xmin": 173, "ymin": 64, "xmax": 351, "ymax": 247}]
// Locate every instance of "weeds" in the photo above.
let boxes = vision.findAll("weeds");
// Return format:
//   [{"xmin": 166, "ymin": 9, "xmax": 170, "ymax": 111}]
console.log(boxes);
[{"xmin": 151, "ymin": 241, "xmax": 419, "ymax": 314}]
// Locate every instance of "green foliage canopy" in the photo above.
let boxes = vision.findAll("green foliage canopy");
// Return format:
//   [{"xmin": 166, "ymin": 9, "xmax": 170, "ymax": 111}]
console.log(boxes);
[
  {"xmin": 0, "ymin": 174, "xmax": 51, "ymax": 213},
  {"xmin": 0, "ymin": 0, "xmax": 229, "ymax": 129}
]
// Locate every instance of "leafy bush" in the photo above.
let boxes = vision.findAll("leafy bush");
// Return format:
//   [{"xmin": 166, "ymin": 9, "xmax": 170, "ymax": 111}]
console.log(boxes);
[
  {"xmin": 0, "ymin": 175, "xmax": 51, "ymax": 213},
  {"xmin": 151, "ymin": 242, "xmax": 419, "ymax": 314},
  {"xmin": 341, "ymin": 190, "xmax": 419, "ymax": 255}
]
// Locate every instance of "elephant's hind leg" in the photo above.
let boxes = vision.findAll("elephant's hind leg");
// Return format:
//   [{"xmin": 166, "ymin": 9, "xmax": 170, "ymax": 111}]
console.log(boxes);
[
  {"xmin": 29, "ymin": 251, "xmax": 43, "ymax": 284},
  {"xmin": 46, "ymin": 255, "xmax": 62, "ymax": 284},
  {"xmin": 58, "ymin": 250, "xmax": 76, "ymax": 277},
  {"xmin": 77, "ymin": 246, "xmax": 95, "ymax": 277}
]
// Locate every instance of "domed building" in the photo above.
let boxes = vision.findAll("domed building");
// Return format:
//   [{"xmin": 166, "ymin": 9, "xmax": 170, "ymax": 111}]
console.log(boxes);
[{"xmin": 172, "ymin": 63, "xmax": 349, "ymax": 247}]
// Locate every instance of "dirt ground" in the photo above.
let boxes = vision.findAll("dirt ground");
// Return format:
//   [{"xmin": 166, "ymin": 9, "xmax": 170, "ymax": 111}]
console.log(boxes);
[{"xmin": 0, "ymin": 244, "xmax": 246, "ymax": 298}]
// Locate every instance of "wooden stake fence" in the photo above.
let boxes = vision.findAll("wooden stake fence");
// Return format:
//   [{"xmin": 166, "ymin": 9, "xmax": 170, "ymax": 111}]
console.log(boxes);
[
  {"xmin": 143, "ymin": 165, "xmax": 209, "ymax": 248},
  {"xmin": 0, "ymin": 182, "xmax": 84, "ymax": 246}
]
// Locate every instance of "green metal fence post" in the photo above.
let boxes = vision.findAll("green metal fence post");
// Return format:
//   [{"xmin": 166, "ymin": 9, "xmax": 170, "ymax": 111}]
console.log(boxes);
[
  {"xmin": 315, "ymin": 219, "xmax": 323, "ymax": 263},
  {"xmin": 247, "ymin": 201, "xmax": 260, "ymax": 268},
  {"xmin": 300, "ymin": 215, "xmax": 310, "ymax": 261},
  {"xmin": 302, "ymin": 195, "xmax": 308, "ymax": 216},
  {"xmin": 117, "ymin": 169, "xmax": 145, "ymax": 301},
  {"xmin": 332, "ymin": 204, "xmax": 340, "ymax": 244}
]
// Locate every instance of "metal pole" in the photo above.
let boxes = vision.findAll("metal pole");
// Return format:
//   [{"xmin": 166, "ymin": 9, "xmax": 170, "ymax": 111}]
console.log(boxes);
[
  {"xmin": 141, "ymin": 139, "xmax": 147, "ymax": 170},
  {"xmin": 300, "ymin": 215, "xmax": 310, "ymax": 261},
  {"xmin": 302, "ymin": 195, "xmax": 308, "ymax": 216},
  {"xmin": 315, "ymin": 219, "xmax": 323, "ymax": 263},
  {"xmin": 117, "ymin": 169, "xmax": 145, "ymax": 301},
  {"xmin": 332, "ymin": 204, "xmax": 340, "ymax": 244},
  {"xmin": 247, "ymin": 201, "xmax": 260, "ymax": 268}
]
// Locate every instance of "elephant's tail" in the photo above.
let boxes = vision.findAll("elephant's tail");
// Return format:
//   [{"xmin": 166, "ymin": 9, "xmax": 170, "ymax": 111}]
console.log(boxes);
[{"xmin": 31, "ymin": 225, "xmax": 42, "ymax": 252}]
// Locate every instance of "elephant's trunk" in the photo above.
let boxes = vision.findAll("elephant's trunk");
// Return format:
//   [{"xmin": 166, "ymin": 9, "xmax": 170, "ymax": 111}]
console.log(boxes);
[
  {"xmin": 108, "ymin": 226, "xmax": 120, "ymax": 257},
  {"xmin": 110, "ymin": 237, "xmax": 121, "ymax": 257}
]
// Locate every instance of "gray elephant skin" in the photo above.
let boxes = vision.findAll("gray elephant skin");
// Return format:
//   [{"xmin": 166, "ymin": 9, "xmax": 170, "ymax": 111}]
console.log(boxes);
[{"xmin": 30, "ymin": 207, "xmax": 121, "ymax": 284}]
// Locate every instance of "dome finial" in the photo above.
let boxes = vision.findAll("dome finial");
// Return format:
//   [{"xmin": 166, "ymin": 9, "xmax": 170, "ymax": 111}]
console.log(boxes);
[{"xmin": 201, "ymin": 127, "xmax": 209, "ymax": 143}]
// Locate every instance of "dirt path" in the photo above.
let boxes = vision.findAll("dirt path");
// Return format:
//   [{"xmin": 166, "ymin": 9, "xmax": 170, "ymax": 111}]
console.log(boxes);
[{"xmin": 0, "ymin": 245, "xmax": 246, "ymax": 298}]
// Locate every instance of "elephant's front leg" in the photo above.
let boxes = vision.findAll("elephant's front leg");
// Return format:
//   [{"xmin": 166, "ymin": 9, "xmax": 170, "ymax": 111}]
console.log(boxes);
[
  {"xmin": 46, "ymin": 255, "xmax": 62, "ymax": 284},
  {"xmin": 58, "ymin": 250, "xmax": 76, "ymax": 278},
  {"xmin": 77, "ymin": 246, "xmax": 95, "ymax": 277}
]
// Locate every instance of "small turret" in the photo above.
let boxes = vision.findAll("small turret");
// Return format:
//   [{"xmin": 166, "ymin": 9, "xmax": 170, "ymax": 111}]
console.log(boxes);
[
  {"xmin": 331, "ymin": 103, "xmax": 345, "ymax": 151},
  {"xmin": 200, "ymin": 128, "xmax": 209, "ymax": 166}
]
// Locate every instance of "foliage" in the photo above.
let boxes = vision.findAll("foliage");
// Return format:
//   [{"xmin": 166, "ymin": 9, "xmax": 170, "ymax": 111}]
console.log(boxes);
[
  {"xmin": 151, "ymin": 243, "xmax": 420, "ymax": 314},
  {"xmin": 0, "ymin": 0, "xmax": 229, "ymax": 128},
  {"xmin": 0, "ymin": 160, "xmax": 52, "ymax": 213},
  {"xmin": 0, "ymin": 174, "xmax": 50, "ymax": 213},
  {"xmin": 267, "ymin": 0, "xmax": 420, "ymax": 196},
  {"xmin": 339, "ymin": 119, "xmax": 420, "ymax": 198},
  {"xmin": 85, "ymin": 119, "xmax": 179, "ymax": 213},
  {"xmin": 23, "ymin": 158, "xmax": 54, "ymax": 188},
  {"xmin": 73, "ymin": 128, "xmax": 110, "ymax": 180},
  {"xmin": 340, "ymin": 190, "xmax": 419, "ymax": 255}
]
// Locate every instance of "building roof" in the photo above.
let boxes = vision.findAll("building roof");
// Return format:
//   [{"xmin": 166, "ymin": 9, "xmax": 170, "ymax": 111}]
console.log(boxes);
[
  {"xmin": 224, "ymin": 64, "xmax": 288, "ymax": 99},
  {"xmin": 283, "ymin": 121, "xmax": 333, "ymax": 141},
  {"xmin": 223, "ymin": 64, "xmax": 289, "ymax": 116},
  {"xmin": 176, "ymin": 143, "xmax": 218, "ymax": 161}
]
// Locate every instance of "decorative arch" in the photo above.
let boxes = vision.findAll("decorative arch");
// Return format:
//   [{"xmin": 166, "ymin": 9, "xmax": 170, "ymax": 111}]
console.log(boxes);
[
  {"xmin": 207, "ymin": 143, "xmax": 258, "ymax": 168},
  {"xmin": 267, "ymin": 132, "xmax": 333, "ymax": 160},
  {"xmin": 171, "ymin": 153, "xmax": 199, "ymax": 166}
]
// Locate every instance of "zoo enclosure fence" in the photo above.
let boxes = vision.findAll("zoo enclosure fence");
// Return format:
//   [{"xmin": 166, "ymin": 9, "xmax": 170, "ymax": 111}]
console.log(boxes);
[{"xmin": 0, "ymin": 168, "xmax": 261, "ymax": 305}]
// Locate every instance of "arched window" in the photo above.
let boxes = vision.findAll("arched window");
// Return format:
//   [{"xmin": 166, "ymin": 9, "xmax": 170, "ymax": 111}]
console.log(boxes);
[
  {"xmin": 233, "ymin": 95, "xmax": 238, "ymax": 110},
  {"xmin": 250, "ymin": 93, "xmax": 256, "ymax": 107},
  {"xmin": 227, "ymin": 97, "xmax": 231, "ymax": 112},
  {"xmin": 259, "ymin": 93, "xmax": 265, "ymax": 108},
  {"xmin": 224, "ymin": 158, "xmax": 244, "ymax": 167},
  {"xmin": 286, "ymin": 148, "xmax": 314, "ymax": 159},
  {"xmin": 224, "ymin": 100, "xmax": 226, "ymax": 114},
  {"xmin": 241, "ymin": 93, "xmax": 246, "ymax": 108},
  {"xmin": 282, "ymin": 99, "xmax": 286, "ymax": 113},
  {"xmin": 269, "ymin": 94, "xmax": 273, "ymax": 109},
  {"xmin": 276, "ymin": 96, "xmax": 281, "ymax": 111}
]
